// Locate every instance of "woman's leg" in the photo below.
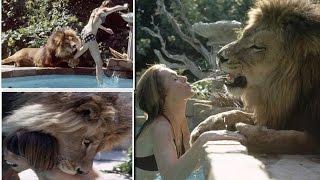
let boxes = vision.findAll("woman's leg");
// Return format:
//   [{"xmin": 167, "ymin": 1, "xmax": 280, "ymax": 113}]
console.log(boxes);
[{"xmin": 88, "ymin": 41, "xmax": 104, "ymax": 85}]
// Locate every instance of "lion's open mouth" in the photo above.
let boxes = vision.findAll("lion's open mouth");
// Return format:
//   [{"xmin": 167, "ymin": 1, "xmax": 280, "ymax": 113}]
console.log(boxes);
[
  {"xmin": 224, "ymin": 73, "xmax": 247, "ymax": 88},
  {"xmin": 6, "ymin": 161, "xmax": 18, "ymax": 167},
  {"xmin": 72, "ymin": 49, "xmax": 78, "ymax": 56}
]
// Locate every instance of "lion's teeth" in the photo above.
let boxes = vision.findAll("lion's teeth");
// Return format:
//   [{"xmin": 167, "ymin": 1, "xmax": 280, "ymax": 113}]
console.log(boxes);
[
  {"xmin": 6, "ymin": 161, "xmax": 18, "ymax": 167},
  {"xmin": 6, "ymin": 161, "xmax": 14, "ymax": 165}
]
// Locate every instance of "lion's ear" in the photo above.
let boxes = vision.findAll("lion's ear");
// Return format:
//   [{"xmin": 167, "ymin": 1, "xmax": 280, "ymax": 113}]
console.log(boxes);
[{"xmin": 74, "ymin": 102, "xmax": 101, "ymax": 123}]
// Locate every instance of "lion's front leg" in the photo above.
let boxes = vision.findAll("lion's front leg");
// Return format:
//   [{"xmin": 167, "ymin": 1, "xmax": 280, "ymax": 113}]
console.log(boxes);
[
  {"xmin": 67, "ymin": 58, "xmax": 80, "ymax": 68},
  {"xmin": 190, "ymin": 110, "xmax": 254, "ymax": 144},
  {"xmin": 236, "ymin": 123, "xmax": 319, "ymax": 154}
]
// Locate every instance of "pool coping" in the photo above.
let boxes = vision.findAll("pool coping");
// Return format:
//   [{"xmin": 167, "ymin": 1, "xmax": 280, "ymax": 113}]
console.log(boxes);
[
  {"xmin": 2, "ymin": 66, "xmax": 133, "ymax": 79},
  {"xmin": 2, "ymin": 58, "xmax": 133, "ymax": 79}
]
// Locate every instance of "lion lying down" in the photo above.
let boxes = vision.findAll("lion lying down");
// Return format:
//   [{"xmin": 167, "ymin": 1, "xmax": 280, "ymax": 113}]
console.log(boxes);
[
  {"xmin": 2, "ymin": 27, "xmax": 81, "ymax": 68},
  {"xmin": 191, "ymin": 0, "xmax": 320, "ymax": 154},
  {"xmin": 3, "ymin": 92, "xmax": 132, "ymax": 175}
]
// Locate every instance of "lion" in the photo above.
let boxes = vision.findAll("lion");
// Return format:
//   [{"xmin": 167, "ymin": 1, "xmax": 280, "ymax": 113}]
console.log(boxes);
[
  {"xmin": 2, "ymin": 92, "xmax": 132, "ymax": 175},
  {"xmin": 191, "ymin": 0, "xmax": 320, "ymax": 154},
  {"xmin": 2, "ymin": 27, "xmax": 81, "ymax": 68}
]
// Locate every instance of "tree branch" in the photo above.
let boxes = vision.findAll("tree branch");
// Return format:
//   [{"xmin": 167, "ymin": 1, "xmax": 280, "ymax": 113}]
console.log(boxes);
[
  {"xmin": 142, "ymin": 26, "xmax": 206, "ymax": 78},
  {"xmin": 156, "ymin": 0, "xmax": 213, "ymax": 67}
]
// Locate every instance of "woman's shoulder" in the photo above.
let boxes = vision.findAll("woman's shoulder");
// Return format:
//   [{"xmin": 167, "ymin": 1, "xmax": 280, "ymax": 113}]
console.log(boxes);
[
  {"xmin": 150, "ymin": 116, "xmax": 173, "ymax": 136},
  {"xmin": 152, "ymin": 115, "xmax": 171, "ymax": 128}
]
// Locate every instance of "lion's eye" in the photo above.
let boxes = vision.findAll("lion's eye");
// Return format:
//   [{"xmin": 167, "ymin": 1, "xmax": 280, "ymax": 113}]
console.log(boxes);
[
  {"xmin": 250, "ymin": 45, "xmax": 266, "ymax": 52},
  {"xmin": 81, "ymin": 109, "xmax": 91, "ymax": 117},
  {"xmin": 83, "ymin": 139, "xmax": 91, "ymax": 148}
]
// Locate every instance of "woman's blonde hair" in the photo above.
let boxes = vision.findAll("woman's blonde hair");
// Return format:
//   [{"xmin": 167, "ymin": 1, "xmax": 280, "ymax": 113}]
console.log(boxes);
[
  {"xmin": 4, "ymin": 130, "xmax": 59, "ymax": 171},
  {"xmin": 135, "ymin": 64, "xmax": 166, "ymax": 138},
  {"xmin": 135, "ymin": 64, "xmax": 185, "ymax": 157}
]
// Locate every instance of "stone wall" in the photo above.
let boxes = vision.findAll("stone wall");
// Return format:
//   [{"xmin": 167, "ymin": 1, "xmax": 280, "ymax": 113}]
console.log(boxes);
[{"xmin": 202, "ymin": 140, "xmax": 320, "ymax": 180}]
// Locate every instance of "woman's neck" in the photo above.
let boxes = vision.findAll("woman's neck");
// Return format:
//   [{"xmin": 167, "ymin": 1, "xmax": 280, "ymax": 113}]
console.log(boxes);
[{"xmin": 163, "ymin": 99, "xmax": 187, "ymax": 124}]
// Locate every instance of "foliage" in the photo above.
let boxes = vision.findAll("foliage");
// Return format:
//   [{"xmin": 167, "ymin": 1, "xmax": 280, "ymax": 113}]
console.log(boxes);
[
  {"xmin": 113, "ymin": 147, "xmax": 132, "ymax": 175},
  {"xmin": 1, "ymin": 0, "xmax": 131, "ymax": 60},
  {"xmin": 101, "ymin": 147, "xmax": 132, "ymax": 176},
  {"xmin": 2, "ymin": 0, "xmax": 81, "ymax": 57},
  {"xmin": 136, "ymin": 0, "xmax": 253, "ymax": 73},
  {"xmin": 192, "ymin": 80, "xmax": 213, "ymax": 100}
]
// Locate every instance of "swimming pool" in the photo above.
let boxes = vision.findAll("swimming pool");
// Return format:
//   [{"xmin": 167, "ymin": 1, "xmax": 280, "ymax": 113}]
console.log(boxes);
[
  {"xmin": 155, "ymin": 167, "xmax": 204, "ymax": 180},
  {"xmin": 2, "ymin": 74, "xmax": 132, "ymax": 88}
]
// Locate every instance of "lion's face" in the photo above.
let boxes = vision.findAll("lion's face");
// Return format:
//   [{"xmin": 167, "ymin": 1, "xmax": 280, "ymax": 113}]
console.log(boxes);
[
  {"xmin": 50, "ymin": 94, "xmax": 122, "ymax": 175},
  {"xmin": 217, "ymin": 25, "xmax": 285, "ymax": 97},
  {"xmin": 3, "ymin": 93, "xmax": 131, "ymax": 176},
  {"xmin": 49, "ymin": 28, "xmax": 81, "ymax": 58},
  {"xmin": 55, "ymin": 128, "xmax": 104, "ymax": 175}
]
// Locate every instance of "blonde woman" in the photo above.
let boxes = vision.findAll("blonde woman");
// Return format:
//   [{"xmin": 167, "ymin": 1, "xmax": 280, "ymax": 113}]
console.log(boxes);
[
  {"xmin": 135, "ymin": 64, "xmax": 244, "ymax": 180},
  {"xmin": 74, "ymin": 0, "xmax": 128, "ymax": 85}
]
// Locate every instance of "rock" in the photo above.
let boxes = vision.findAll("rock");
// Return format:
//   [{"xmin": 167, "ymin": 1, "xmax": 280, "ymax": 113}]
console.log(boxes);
[{"xmin": 192, "ymin": 20, "xmax": 241, "ymax": 45}]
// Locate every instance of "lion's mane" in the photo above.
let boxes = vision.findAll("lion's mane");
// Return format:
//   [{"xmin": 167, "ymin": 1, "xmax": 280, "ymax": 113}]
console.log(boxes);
[{"xmin": 243, "ymin": 0, "xmax": 320, "ymax": 140}]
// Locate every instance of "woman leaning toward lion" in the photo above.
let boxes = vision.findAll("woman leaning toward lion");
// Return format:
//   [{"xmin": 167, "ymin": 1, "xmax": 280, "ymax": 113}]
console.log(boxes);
[
  {"xmin": 135, "ymin": 64, "xmax": 244, "ymax": 180},
  {"xmin": 3, "ymin": 130, "xmax": 104, "ymax": 180}
]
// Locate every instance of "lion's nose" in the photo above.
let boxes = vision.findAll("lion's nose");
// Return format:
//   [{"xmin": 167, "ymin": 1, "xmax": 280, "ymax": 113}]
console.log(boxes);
[{"xmin": 76, "ymin": 167, "xmax": 89, "ymax": 175}]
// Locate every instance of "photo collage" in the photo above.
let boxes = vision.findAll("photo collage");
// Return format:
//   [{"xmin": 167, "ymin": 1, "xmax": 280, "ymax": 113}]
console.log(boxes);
[{"xmin": 2, "ymin": 0, "xmax": 320, "ymax": 180}]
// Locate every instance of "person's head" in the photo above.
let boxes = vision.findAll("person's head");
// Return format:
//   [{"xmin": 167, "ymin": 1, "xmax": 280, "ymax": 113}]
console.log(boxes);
[
  {"xmin": 136, "ymin": 64, "xmax": 194, "ymax": 120},
  {"xmin": 3, "ymin": 130, "xmax": 59, "ymax": 173}
]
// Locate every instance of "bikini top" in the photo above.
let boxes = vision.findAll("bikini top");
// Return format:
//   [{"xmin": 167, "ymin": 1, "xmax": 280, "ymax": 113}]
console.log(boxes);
[
  {"xmin": 135, "ymin": 114, "xmax": 185, "ymax": 171},
  {"xmin": 135, "ymin": 154, "xmax": 158, "ymax": 171}
]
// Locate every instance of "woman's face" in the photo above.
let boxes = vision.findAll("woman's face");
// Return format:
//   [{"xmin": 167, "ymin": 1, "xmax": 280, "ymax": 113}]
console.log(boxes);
[
  {"xmin": 159, "ymin": 68, "xmax": 195, "ymax": 101},
  {"xmin": 4, "ymin": 150, "xmax": 30, "ymax": 173}
]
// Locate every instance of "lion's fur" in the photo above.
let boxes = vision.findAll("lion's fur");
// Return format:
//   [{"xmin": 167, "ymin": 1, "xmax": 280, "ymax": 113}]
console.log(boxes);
[
  {"xmin": 223, "ymin": 0, "xmax": 320, "ymax": 141},
  {"xmin": 2, "ymin": 92, "xmax": 132, "ymax": 174},
  {"xmin": 245, "ymin": 0, "xmax": 320, "ymax": 135},
  {"xmin": 2, "ymin": 28, "xmax": 81, "ymax": 67}
]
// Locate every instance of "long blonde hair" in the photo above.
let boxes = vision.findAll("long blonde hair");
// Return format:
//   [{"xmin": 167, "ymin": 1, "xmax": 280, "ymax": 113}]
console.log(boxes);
[
  {"xmin": 136, "ymin": 64, "xmax": 185, "ymax": 157},
  {"xmin": 4, "ymin": 130, "xmax": 59, "ymax": 171}
]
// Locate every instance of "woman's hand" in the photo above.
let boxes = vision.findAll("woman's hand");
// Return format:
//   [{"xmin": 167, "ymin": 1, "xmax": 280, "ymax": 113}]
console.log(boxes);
[{"xmin": 123, "ymin": 3, "xmax": 129, "ymax": 9}]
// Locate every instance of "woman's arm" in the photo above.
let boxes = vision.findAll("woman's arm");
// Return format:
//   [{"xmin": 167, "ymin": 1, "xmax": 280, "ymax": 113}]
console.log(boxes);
[
  {"xmin": 99, "ymin": 4, "xmax": 128, "ymax": 16},
  {"xmin": 152, "ymin": 119, "xmax": 244, "ymax": 180},
  {"xmin": 99, "ymin": 25, "xmax": 114, "ymax": 34}
]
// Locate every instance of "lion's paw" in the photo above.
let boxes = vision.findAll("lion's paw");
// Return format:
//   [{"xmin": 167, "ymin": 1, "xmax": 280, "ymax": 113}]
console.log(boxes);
[{"xmin": 68, "ymin": 58, "xmax": 79, "ymax": 68}]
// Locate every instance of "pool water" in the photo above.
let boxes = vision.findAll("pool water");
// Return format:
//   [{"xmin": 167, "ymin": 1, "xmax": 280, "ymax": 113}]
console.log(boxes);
[
  {"xmin": 2, "ymin": 75, "xmax": 132, "ymax": 88},
  {"xmin": 155, "ymin": 167, "xmax": 204, "ymax": 180}
]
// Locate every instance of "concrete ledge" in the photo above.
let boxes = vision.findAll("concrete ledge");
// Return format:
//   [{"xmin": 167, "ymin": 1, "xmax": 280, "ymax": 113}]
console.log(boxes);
[
  {"xmin": 2, "ymin": 65, "xmax": 133, "ymax": 79},
  {"xmin": 202, "ymin": 140, "xmax": 320, "ymax": 180},
  {"xmin": 203, "ymin": 140, "xmax": 269, "ymax": 180}
]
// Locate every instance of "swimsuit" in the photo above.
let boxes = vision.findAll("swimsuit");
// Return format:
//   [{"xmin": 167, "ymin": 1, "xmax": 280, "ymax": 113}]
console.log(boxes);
[
  {"xmin": 135, "ymin": 114, "xmax": 186, "ymax": 171},
  {"xmin": 81, "ymin": 30, "xmax": 96, "ymax": 43},
  {"xmin": 80, "ymin": 10, "xmax": 107, "ymax": 44},
  {"xmin": 135, "ymin": 154, "xmax": 158, "ymax": 171}
]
